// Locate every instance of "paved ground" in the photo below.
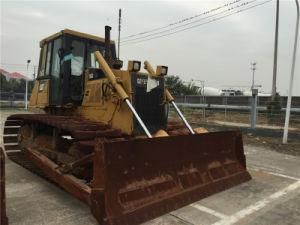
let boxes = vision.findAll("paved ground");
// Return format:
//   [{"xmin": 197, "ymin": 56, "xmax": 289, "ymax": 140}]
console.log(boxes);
[{"xmin": 1, "ymin": 109, "xmax": 300, "ymax": 225}]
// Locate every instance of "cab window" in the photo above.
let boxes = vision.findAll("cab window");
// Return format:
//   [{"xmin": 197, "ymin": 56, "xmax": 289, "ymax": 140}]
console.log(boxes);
[
  {"xmin": 71, "ymin": 40, "xmax": 85, "ymax": 76},
  {"xmin": 51, "ymin": 38, "xmax": 62, "ymax": 78},
  {"xmin": 87, "ymin": 44, "xmax": 105, "ymax": 68},
  {"xmin": 38, "ymin": 45, "xmax": 47, "ymax": 77},
  {"xmin": 45, "ymin": 42, "xmax": 53, "ymax": 76}
]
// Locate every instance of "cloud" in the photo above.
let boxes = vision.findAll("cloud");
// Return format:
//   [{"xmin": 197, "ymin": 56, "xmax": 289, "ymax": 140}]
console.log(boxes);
[{"xmin": 0, "ymin": 0, "xmax": 299, "ymax": 95}]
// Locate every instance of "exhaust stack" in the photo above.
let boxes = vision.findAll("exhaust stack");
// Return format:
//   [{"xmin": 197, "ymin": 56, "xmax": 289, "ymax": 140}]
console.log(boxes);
[{"xmin": 105, "ymin": 25, "xmax": 112, "ymax": 67}]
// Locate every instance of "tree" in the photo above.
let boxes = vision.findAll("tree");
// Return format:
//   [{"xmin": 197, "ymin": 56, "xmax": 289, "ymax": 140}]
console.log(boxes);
[
  {"xmin": 0, "ymin": 73, "xmax": 34, "ymax": 93},
  {"xmin": 8, "ymin": 78, "xmax": 20, "ymax": 92},
  {"xmin": 165, "ymin": 75, "xmax": 199, "ymax": 95},
  {"xmin": 0, "ymin": 74, "xmax": 10, "ymax": 92}
]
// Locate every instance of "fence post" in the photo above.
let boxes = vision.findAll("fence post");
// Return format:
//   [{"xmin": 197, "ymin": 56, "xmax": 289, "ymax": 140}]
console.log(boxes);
[
  {"xmin": 250, "ymin": 89, "xmax": 258, "ymax": 129},
  {"xmin": 203, "ymin": 95, "xmax": 206, "ymax": 122},
  {"xmin": 224, "ymin": 96, "xmax": 227, "ymax": 122}
]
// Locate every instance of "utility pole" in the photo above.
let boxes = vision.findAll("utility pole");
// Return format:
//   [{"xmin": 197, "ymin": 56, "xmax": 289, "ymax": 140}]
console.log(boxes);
[
  {"xmin": 118, "ymin": 8, "xmax": 121, "ymax": 59},
  {"xmin": 250, "ymin": 62, "xmax": 258, "ymax": 129},
  {"xmin": 33, "ymin": 66, "xmax": 36, "ymax": 79},
  {"xmin": 283, "ymin": 0, "xmax": 299, "ymax": 143},
  {"xmin": 251, "ymin": 88, "xmax": 258, "ymax": 129},
  {"xmin": 250, "ymin": 62, "xmax": 257, "ymax": 90},
  {"xmin": 272, "ymin": 0, "xmax": 280, "ymax": 101},
  {"xmin": 25, "ymin": 59, "xmax": 31, "ymax": 110}
]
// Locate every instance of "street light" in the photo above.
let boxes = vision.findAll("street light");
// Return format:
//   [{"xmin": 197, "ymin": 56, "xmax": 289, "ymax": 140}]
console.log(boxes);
[
  {"xmin": 283, "ymin": 0, "xmax": 299, "ymax": 143},
  {"xmin": 25, "ymin": 59, "xmax": 31, "ymax": 110},
  {"xmin": 250, "ymin": 62, "xmax": 257, "ymax": 91}
]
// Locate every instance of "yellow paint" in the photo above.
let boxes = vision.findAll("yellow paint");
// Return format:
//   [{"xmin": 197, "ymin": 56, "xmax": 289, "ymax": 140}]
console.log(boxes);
[
  {"xmin": 94, "ymin": 51, "xmax": 129, "ymax": 100},
  {"xmin": 29, "ymin": 79, "xmax": 49, "ymax": 109},
  {"xmin": 78, "ymin": 69, "xmax": 134, "ymax": 135}
]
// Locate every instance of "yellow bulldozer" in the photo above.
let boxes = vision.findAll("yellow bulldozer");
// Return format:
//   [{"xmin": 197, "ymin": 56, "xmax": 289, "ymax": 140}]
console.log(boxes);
[{"xmin": 3, "ymin": 26, "xmax": 251, "ymax": 225}]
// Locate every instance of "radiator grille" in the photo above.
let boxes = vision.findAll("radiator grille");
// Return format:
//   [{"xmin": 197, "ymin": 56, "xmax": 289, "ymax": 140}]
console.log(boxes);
[{"xmin": 131, "ymin": 73, "xmax": 167, "ymax": 134}]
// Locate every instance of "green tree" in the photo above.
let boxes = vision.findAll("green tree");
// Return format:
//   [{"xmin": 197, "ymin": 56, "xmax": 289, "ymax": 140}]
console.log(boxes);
[
  {"xmin": 8, "ymin": 79, "xmax": 20, "ymax": 92},
  {"xmin": 165, "ymin": 75, "xmax": 199, "ymax": 95},
  {"xmin": 0, "ymin": 74, "xmax": 10, "ymax": 92},
  {"xmin": 0, "ymin": 74, "xmax": 34, "ymax": 93}
]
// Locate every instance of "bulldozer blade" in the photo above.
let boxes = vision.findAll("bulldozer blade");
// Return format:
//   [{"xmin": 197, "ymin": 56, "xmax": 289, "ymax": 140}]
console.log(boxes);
[{"xmin": 91, "ymin": 130, "xmax": 251, "ymax": 225}]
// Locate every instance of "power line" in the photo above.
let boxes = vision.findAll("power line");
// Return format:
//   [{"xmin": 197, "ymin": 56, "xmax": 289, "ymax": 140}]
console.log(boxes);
[
  {"xmin": 122, "ymin": 0, "xmax": 272, "ymax": 46},
  {"xmin": 1, "ymin": 63, "xmax": 28, "ymax": 66},
  {"xmin": 0, "ymin": 63, "xmax": 37, "ymax": 67},
  {"xmin": 122, "ymin": 0, "xmax": 267, "ymax": 45},
  {"xmin": 122, "ymin": 0, "xmax": 257, "ymax": 44},
  {"xmin": 122, "ymin": 0, "xmax": 243, "ymax": 40},
  {"xmin": 122, "ymin": 0, "xmax": 253, "ymax": 43}
]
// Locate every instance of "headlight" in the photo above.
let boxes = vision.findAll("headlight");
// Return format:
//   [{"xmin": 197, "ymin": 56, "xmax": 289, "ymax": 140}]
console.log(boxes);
[
  {"xmin": 128, "ymin": 60, "xmax": 141, "ymax": 72},
  {"xmin": 133, "ymin": 61, "xmax": 140, "ymax": 71},
  {"xmin": 156, "ymin": 65, "xmax": 168, "ymax": 76}
]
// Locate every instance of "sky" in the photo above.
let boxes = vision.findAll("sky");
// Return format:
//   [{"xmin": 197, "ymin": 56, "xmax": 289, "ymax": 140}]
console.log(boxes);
[{"xmin": 0, "ymin": 0, "xmax": 299, "ymax": 96}]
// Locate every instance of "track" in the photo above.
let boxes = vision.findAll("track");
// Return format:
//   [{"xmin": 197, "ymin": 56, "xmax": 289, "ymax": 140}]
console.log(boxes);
[
  {"xmin": 2, "ymin": 114, "xmax": 127, "ymax": 181},
  {"xmin": 2, "ymin": 114, "xmax": 186, "ymax": 180}
]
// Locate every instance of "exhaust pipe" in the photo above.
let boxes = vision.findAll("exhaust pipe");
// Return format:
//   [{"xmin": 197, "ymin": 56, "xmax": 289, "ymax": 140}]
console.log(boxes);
[{"xmin": 105, "ymin": 25, "xmax": 112, "ymax": 67}]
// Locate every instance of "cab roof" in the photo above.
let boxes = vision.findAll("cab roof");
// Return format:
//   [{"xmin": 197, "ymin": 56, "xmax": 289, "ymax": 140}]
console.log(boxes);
[{"xmin": 39, "ymin": 29, "xmax": 115, "ymax": 47}]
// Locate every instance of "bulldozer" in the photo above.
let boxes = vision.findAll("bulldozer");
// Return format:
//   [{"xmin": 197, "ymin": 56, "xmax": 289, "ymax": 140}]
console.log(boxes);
[{"xmin": 3, "ymin": 26, "xmax": 251, "ymax": 225}]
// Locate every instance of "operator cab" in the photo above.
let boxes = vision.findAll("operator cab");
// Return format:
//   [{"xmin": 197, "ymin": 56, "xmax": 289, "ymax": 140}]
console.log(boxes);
[{"xmin": 37, "ymin": 29, "xmax": 117, "ymax": 106}]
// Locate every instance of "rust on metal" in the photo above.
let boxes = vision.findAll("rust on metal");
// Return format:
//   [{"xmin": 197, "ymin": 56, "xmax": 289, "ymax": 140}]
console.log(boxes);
[
  {"xmin": 3, "ymin": 135, "xmax": 18, "ymax": 144},
  {"xmin": 91, "ymin": 131, "xmax": 251, "ymax": 225},
  {"xmin": 4, "ymin": 127, "xmax": 20, "ymax": 134},
  {"xmin": 4, "ymin": 119, "xmax": 23, "ymax": 126},
  {"xmin": 59, "ymin": 153, "xmax": 95, "ymax": 174},
  {"xmin": 3, "ymin": 114, "xmax": 251, "ymax": 225},
  {"xmin": 25, "ymin": 148, "xmax": 92, "ymax": 204},
  {"xmin": 1, "ymin": 147, "xmax": 8, "ymax": 225}
]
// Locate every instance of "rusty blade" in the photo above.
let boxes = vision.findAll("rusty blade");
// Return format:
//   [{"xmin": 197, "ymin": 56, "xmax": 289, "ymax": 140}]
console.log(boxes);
[{"xmin": 92, "ymin": 130, "xmax": 251, "ymax": 225}]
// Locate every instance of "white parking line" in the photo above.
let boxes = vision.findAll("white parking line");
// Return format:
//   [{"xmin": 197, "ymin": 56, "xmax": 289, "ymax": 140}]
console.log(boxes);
[
  {"xmin": 187, "ymin": 169, "xmax": 300, "ymax": 224},
  {"xmin": 211, "ymin": 180, "xmax": 300, "ymax": 225},
  {"xmin": 250, "ymin": 166, "xmax": 300, "ymax": 181},
  {"xmin": 190, "ymin": 203, "xmax": 228, "ymax": 219}
]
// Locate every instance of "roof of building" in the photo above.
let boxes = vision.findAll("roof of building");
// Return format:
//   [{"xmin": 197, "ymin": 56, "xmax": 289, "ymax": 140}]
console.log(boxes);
[{"xmin": 0, "ymin": 68, "xmax": 26, "ymax": 80}]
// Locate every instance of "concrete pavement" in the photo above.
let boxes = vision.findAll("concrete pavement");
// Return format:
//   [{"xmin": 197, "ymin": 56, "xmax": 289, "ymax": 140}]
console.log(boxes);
[
  {"xmin": 1, "ymin": 109, "xmax": 300, "ymax": 225},
  {"xmin": 4, "ymin": 145, "xmax": 300, "ymax": 225}
]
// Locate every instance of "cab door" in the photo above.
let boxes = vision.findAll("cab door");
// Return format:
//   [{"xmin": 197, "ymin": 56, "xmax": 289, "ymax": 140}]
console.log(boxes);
[
  {"xmin": 69, "ymin": 38, "xmax": 85, "ymax": 104},
  {"xmin": 49, "ymin": 38, "xmax": 62, "ymax": 105},
  {"xmin": 31, "ymin": 39, "xmax": 60, "ymax": 107}
]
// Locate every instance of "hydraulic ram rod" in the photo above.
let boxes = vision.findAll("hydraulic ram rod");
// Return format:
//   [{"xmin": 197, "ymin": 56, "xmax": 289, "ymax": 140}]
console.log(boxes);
[
  {"xmin": 144, "ymin": 61, "xmax": 195, "ymax": 134},
  {"xmin": 94, "ymin": 51, "xmax": 152, "ymax": 138},
  {"xmin": 165, "ymin": 89, "xmax": 195, "ymax": 134},
  {"xmin": 125, "ymin": 99, "xmax": 152, "ymax": 138}
]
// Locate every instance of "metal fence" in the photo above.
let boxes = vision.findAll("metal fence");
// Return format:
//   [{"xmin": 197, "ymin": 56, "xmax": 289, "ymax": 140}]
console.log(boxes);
[
  {"xmin": 0, "ymin": 92, "xmax": 30, "ymax": 108},
  {"xmin": 1, "ymin": 92, "xmax": 300, "ymax": 130},
  {"xmin": 172, "ymin": 95, "xmax": 300, "ymax": 130}
]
